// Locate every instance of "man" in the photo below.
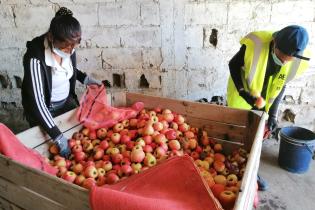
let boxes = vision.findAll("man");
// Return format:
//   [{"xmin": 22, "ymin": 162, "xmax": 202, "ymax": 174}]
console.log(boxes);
[{"xmin": 226, "ymin": 25, "xmax": 311, "ymax": 190}]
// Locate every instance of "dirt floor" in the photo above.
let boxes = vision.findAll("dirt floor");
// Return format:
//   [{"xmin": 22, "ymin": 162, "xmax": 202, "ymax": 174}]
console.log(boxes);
[{"xmin": 256, "ymin": 138, "xmax": 315, "ymax": 210}]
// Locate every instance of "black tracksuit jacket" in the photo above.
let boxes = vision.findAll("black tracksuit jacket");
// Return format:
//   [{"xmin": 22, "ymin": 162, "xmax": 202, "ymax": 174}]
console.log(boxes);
[{"xmin": 22, "ymin": 34, "xmax": 87, "ymax": 139}]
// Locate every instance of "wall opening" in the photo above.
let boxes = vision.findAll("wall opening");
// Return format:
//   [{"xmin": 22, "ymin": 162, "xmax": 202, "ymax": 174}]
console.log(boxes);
[
  {"xmin": 209, "ymin": 28, "xmax": 218, "ymax": 48},
  {"xmin": 113, "ymin": 73, "xmax": 125, "ymax": 88},
  {"xmin": 14, "ymin": 76, "xmax": 22, "ymax": 88},
  {"xmin": 139, "ymin": 74, "xmax": 149, "ymax": 88},
  {"xmin": 0, "ymin": 74, "xmax": 10, "ymax": 88}
]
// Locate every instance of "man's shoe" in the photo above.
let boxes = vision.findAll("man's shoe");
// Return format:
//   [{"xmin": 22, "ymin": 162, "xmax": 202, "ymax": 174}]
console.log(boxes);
[{"xmin": 257, "ymin": 175, "xmax": 268, "ymax": 191}]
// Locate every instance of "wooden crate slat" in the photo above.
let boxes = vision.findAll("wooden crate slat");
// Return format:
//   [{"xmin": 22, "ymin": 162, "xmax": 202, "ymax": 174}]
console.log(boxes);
[
  {"xmin": 16, "ymin": 109, "xmax": 80, "ymax": 149},
  {"xmin": 0, "ymin": 196, "xmax": 24, "ymax": 210},
  {"xmin": 125, "ymin": 93, "xmax": 249, "ymax": 126},
  {"xmin": 0, "ymin": 155, "xmax": 90, "ymax": 210},
  {"xmin": 187, "ymin": 117, "xmax": 246, "ymax": 143},
  {"xmin": 0, "ymin": 176, "xmax": 64, "ymax": 210}
]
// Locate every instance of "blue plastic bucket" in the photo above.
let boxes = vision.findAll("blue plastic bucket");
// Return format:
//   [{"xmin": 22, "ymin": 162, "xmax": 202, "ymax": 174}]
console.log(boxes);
[{"xmin": 278, "ymin": 126, "xmax": 315, "ymax": 173}]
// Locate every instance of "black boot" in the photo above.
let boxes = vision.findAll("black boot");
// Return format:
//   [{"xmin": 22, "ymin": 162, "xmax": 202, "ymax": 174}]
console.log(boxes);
[{"xmin": 257, "ymin": 175, "xmax": 268, "ymax": 191}]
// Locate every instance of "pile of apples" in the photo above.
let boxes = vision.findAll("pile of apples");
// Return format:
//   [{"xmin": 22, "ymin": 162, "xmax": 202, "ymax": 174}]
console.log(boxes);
[{"xmin": 49, "ymin": 107, "xmax": 249, "ymax": 209}]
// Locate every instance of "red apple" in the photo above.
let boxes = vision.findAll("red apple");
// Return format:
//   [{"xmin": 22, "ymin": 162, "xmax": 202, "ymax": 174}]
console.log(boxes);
[
  {"xmin": 93, "ymin": 148, "xmax": 104, "ymax": 160},
  {"xmin": 219, "ymin": 190, "xmax": 237, "ymax": 209},
  {"xmin": 83, "ymin": 142, "xmax": 93, "ymax": 152},
  {"xmin": 89, "ymin": 130, "xmax": 97, "ymax": 140},
  {"xmin": 143, "ymin": 145, "xmax": 153, "ymax": 153},
  {"xmin": 121, "ymin": 164, "xmax": 133, "ymax": 176},
  {"xmin": 82, "ymin": 177, "xmax": 96, "ymax": 190},
  {"xmin": 111, "ymin": 133, "xmax": 121, "ymax": 144},
  {"xmin": 99, "ymin": 140, "xmax": 109, "ymax": 150},
  {"xmin": 130, "ymin": 149, "xmax": 145, "ymax": 163},
  {"xmin": 74, "ymin": 174, "xmax": 86, "ymax": 186},
  {"xmin": 103, "ymin": 161, "xmax": 113, "ymax": 171},
  {"xmin": 144, "ymin": 153, "xmax": 157, "ymax": 167},
  {"xmin": 174, "ymin": 114, "xmax": 185, "ymax": 124},
  {"xmin": 122, "ymin": 119, "xmax": 130, "ymax": 128},
  {"xmin": 211, "ymin": 183, "xmax": 225, "ymax": 199},
  {"xmin": 113, "ymin": 123, "xmax": 124, "ymax": 133},
  {"xmin": 153, "ymin": 122, "xmax": 163, "ymax": 131},
  {"xmin": 72, "ymin": 144, "xmax": 83, "ymax": 153},
  {"xmin": 84, "ymin": 166, "xmax": 98, "ymax": 178},
  {"xmin": 165, "ymin": 129, "xmax": 177, "ymax": 140},
  {"xmin": 96, "ymin": 128, "xmax": 107, "ymax": 139},
  {"xmin": 129, "ymin": 119, "xmax": 138, "ymax": 128},
  {"xmin": 111, "ymin": 153, "xmax": 123, "ymax": 164},
  {"xmin": 74, "ymin": 151, "xmax": 86, "ymax": 162},
  {"xmin": 72, "ymin": 163, "xmax": 84, "ymax": 174},
  {"xmin": 179, "ymin": 123, "xmax": 189, "ymax": 132},
  {"xmin": 68, "ymin": 139, "xmax": 76, "ymax": 148},
  {"xmin": 97, "ymin": 168, "xmax": 106, "ymax": 177},
  {"xmin": 81, "ymin": 127, "xmax": 90, "ymax": 136},
  {"xmin": 120, "ymin": 135, "xmax": 131, "ymax": 144},
  {"xmin": 96, "ymin": 175, "xmax": 106, "ymax": 186},
  {"xmin": 184, "ymin": 131, "xmax": 195, "ymax": 139},
  {"xmin": 61, "ymin": 171, "xmax": 76, "ymax": 183},
  {"xmin": 213, "ymin": 160, "xmax": 225, "ymax": 173},
  {"xmin": 106, "ymin": 173, "xmax": 120, "ymax": 184},
  {"xmin": 168, "ymin": 140, "xmax": 181, "ymax": 150}
]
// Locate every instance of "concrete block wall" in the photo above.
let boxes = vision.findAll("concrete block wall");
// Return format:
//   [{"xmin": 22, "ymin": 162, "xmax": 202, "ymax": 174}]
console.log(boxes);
[{"xmin": 0, "ymin": 0, "xmax": 315, "ymax": 133}]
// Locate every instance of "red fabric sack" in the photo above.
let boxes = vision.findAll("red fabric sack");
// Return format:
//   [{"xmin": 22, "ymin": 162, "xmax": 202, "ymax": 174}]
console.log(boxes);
[
  {"xmin": 90, "ymin": 155, "xmax": 223, "ymax": 210},
  {"xmin": 0, "ymin": 123, "xmax": 57, "ymax": 175},
  {"xmin": 77, "ymin": 84, "xmax": 144, "ymax": 130}
]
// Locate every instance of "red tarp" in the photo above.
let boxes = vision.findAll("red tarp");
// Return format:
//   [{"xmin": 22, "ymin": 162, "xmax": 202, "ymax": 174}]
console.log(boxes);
[
  {"xmin": 90, "ymin": 155, "xmax": 223, "ymax": 210},
  {"xmin": 0, "ymin": 123, "xmax": 57, "ymax": 175}
]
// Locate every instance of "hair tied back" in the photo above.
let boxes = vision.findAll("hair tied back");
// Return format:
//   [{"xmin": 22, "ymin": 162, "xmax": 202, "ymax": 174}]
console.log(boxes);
[{"xmin": 55, "ymin": 7, "xmax": 73, "ymax": 17}]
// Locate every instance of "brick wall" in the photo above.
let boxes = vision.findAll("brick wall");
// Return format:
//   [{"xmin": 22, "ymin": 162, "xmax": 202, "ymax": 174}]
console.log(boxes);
[{"xmin": 0, "ymin": 0, "xmax": 314, "ymax": 133}]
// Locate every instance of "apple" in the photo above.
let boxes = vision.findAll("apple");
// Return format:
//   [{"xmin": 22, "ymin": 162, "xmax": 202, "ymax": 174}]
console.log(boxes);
[
  {"xmin": 106, "ymin": 130, "xmax": 113, "ymax": 138},
  {"xmin": 95, "ymin": 160, "xmax": 104, "ymax": 169},
  {"xmin": 211, "ymin": 183, "xmax": 225, "ymax": 199},
  {"xmin": 129, "ymin": 119, "xmax": 138, "ymax": 128},
  {"xmin": 214, "ymin": 153, "xmax": 226, "ymax": 162},
  {"xmin": 122, "ymin": 119, "xmax": 130, "ymax": 128},
  {"xmin": 214, "ymin": 175, "xmax": 227, "ymax": 186},
  {"xmin": 126, "ymin": 141, "xmax": 135, "ymax": 150},
  {"xmin": 72, "ymin": 132, "xmax": 84, "ymax": 140},
  {"xmin": 170, "ymin": 122, "xmax": 178, "ymax": 130},
  {"xmin": 96, "ymin": 128, "xmax": 107, "ymax": 139},
  {"xmin": 227, "ymin": 174, "xmax": 238, "ymax": 186},
  {"xmin": 82, "ymin": 178, "xmax": 96, "ymax": 190},
  {"xmin": 204, "ymin": 156, "xmax": 214, "ymax": 166},
  {"xmin": 131, "ymin": 163, "xmax": 142, "ymax": 174},
  {"xmin": 55, "ymin": 159, "xmax": 66, "ymax": 167},
  {"xmin": 97, "ymin": 168, "xmax": 106, "ymax": 177},
  {"xmin": 74, "ymin": 174, "xmax": 86, "ymax": 186},
  {"xmin": 121, "ymin": 157, "xmax": 131, "ymax": 166},
  {"xmin": 83, "ymin": 142, "xmax": 93, "ymax": 152},
  {"xmin": 106, "ymin": 173, "xmax": 120, "ymax": 184},
  {"xmin": 159, "ymin": 142, "xmax": 168, "ymax": 151},
  {"xmin": 72, "ymin": 144, "xmax": 83, "ymax": 153},
  {"xmin": 128, "ymin": 130, "xmax": 138, "ymax": 139},
  {"xmin": 91, "ymin": 139, "xmax": 100, "ymax": 146},
  {"xmin": 111, "ymin": 133, "xmax": 121, "ymax": 144},
  {"xmin": 84, "ymin": 166, "xmax": 98, "ymax": 178},
  {"xmin": 213, "ymin": 160, "xmax": 225, "ymax": 172},
  {"xmin": 160, "ymin": 120, "xmax": 169, "ymax": 129},
  {"xmin": 201, "ymin": 136, "xmax": 210, "ymax": 146},
  {"xmin": 120, "ymin": 135, "xmax": 131, "ymax": 144},
  {"xmin": 113, "ymin": 123, "xmax": 124, "ymax": 133},
  {"xmin": 117, "ymin": 144, "xmax": 127, "ymax": 153},
  {"xmin": 99, "ymin": 140, "xmax": 109, "ymax": 150},
  {"xmin": 184, "ymin": 131, "xmax": 195, "ymax": 139},
  {"xmin": 137, "ymin": 119, "xmax": 147, "ymax": 128},
  {"xmin": 214, "ymin": 143, "xmax": 223, "ymax": 152},
  {"xmin": 176, "ymin": 130, "xmax": 183, "ymax": 138},
  {"xmin": 49, "ymin": 144, "xmax": 59, "ymax": 155},
  {"xmin": 103, "ymin": 161, "xmax": 113, "ymax": 171},
  {"xmin": 174, "ymin": 114, "xmax": 185, "ymax": 125},
  {"xmin": 68, "ymin": 139, "xmax": 76, "ymax": 148},
  {"xmin": 219, "ymin": 190, "xmax": 237, "ymax": 209},
  {"xmin": 81, "ymin": 127, "xmax": 90, "ymax": 136},
  {"xmin": 153, "ymin": 122, "xmax": 163, "ymax": 131},
  {"xmin": 84, "ymin": 160, "xmax": 95, "ymax": 168},
  {"xmin": 204, "ymin": 174, "xmax": 215, "ymax": 188},
  {"xmin": 179, "ymin": 123, "xmax": 189, "ymax": 132},
  {"xmin": 143, "ymin": 145, "xmax": 153, "ymax": 153},
  {"xmin": 72, "ymin": 163, "xmax": 84, "ymax": 174},
  {"xmin": 165, "ymin": 129, "xmax": 177, "ymax": 140},
  {"xmin": 144, "ymin": 153, "xmax": 157, "ymax": 167},
  {"xmin": 96, "ymin": 176, "xmax": 106, "ymax": 186},
  {"xmin": 74, "ymin": 151, "xmax": 86, "ymax": 162},
  {"xmin": 120, "ymin": 129, "xmax": 129, "ymax": 136},
  {"xmin": 154, "ymin": 134, "xmax": 167, "ymax": 144},
  {"xmin": 255, "ymin": 96, "xmax": 266, "ymax": 109},
  {"xmin": 154, "ymin": 147, "xmax": 166, "ymax": 159},
  {"xmin": 150, "ymin": 115, "xmax": 159, "ymax": 123},
  {"xmin": 168, "ymin": 140, "xmax": 181, "ymax": 150},
  {"xmin": 163, "ymin": 113, "xmax": 174, "ymax": 122},
  {"xmin": 143, "ymin": 135, "xmax": 152, "ymax": 144},
  {"xmin": 121, "ymin": 150, "xmax": 131, "ymax": 159},
  {"xmin": 57, "ymin": 166, "xmax": 67, "ymax": 177},
  {"xmin": 111, "ymin": 153, "xmax": 123, "ymax": 164},
  {"xmin": 188, "ymin": 138, "xmax": 198, "ymax": 150},
  {"xmin": 143, "ymin": 125, "xmax": 154, "ymax": 136},
  {"xmin": 89, "ymin": 130, "xmax": 97, "ymax": 140},
  {"xmin": 93, "ymin": 148, "xmax": 104, "ymax": 160},
  {"xmin": 190, "ymin": 151, "xmax": 200, "ymax": 160},
  {"xmin": 61, "ymin": 171, "xmax": 76, "ymax": 183},
  {"xmin": 135, "ymin": 138, "xmax": 146, "ymax": 147},
  {"xmin": 121, "ymin": 164, "xmax": 133, "ymax": 176},
  {"xmin": 130, "ymin": 149, "xmax": 145, "ymax": 163}
]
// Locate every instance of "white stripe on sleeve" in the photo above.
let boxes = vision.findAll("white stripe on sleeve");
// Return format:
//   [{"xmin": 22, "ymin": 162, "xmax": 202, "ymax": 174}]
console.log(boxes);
[{"xmin": 30, "ymin": 58, "xmax": 55, "ymax": 128}]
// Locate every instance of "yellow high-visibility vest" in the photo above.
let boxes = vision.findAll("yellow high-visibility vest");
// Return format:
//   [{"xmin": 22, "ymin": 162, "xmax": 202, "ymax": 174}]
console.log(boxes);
[{"xmin": 227, "ymin": 31, "xmax": 310, "ymax": 112}]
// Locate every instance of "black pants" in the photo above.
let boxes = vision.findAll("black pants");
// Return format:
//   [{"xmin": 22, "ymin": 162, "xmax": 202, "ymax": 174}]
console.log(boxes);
[{"xmin": 25, "ymin": 96, "xmax": 78, "ymax": 127}]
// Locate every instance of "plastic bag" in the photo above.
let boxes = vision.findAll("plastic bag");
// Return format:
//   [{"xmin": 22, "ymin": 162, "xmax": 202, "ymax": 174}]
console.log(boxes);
[{"xmin": 77, "ymin": 84, "xmax": 144, "ymax": 130}]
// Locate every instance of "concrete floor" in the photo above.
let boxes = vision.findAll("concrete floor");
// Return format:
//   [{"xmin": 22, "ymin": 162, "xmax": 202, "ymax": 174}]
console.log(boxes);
[{"xmin": 256, "ymin": 138, "xmax": 315, "ymax": 210}]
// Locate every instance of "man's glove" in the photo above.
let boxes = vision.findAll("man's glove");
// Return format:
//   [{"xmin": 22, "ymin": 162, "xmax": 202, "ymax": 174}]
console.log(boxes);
[
  {"xmin": 239, "ymin": 89, "xmax": 257, "ymax": 107},
  {"xmin": 267, "ymin": 116, "xmax": 278, "ymax": 132},
  {"xmin": 53, "ymin": 134, "xmax": 70, "ymax": 158},
  {"xmin": 83, "ymin": 76, "xmax": 102, "ymax": 86}
]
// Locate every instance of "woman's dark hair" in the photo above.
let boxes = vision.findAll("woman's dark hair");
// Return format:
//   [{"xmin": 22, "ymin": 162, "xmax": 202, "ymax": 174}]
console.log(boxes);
[{"xmin": 49, "ymin": 7, "xmax": 81, "ymax": 42}]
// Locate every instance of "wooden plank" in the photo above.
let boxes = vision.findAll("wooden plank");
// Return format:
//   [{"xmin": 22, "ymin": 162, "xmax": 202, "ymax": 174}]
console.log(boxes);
[
  {"xmin": 0, "ymin": 155, "xmax": 90, "ymax": 210},
  {"xmin": 187, "ymin": 117, "xmax": 246, "ymax": 143},
  {"xmin": 0, "ymin": 176, "xmax": 64, "ymax": 210},
  {"xmin": 16, "ymin": 109, "xmax": 80, "ymax": 149},
  {"xmin": 126, "ymin": 92, "xmax": 249, "ymax": 126},
  {"xmin": 0, "ymin": 196, "xmax": 24, "ymax": 210},
  {"xmin": 234, "ymin": 111, "xmax": 266, "ymax": 210}
]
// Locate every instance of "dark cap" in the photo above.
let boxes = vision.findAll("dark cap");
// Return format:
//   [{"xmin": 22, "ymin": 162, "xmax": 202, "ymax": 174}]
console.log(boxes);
[{"xmin": 273, "ymin": 25, "xmax": 310, "ymax": 60}]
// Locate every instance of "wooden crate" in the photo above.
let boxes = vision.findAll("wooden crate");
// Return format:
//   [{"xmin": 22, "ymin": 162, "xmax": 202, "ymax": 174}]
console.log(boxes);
[{"xmin": 0, "ymin": 93, "xmax": 267, "ymax": 210}]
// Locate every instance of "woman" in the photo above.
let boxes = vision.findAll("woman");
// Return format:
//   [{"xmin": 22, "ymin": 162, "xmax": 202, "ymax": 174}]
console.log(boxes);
[{"xmin": 22, "ymin": 7, "xmax": 101, "ymax": 157}]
